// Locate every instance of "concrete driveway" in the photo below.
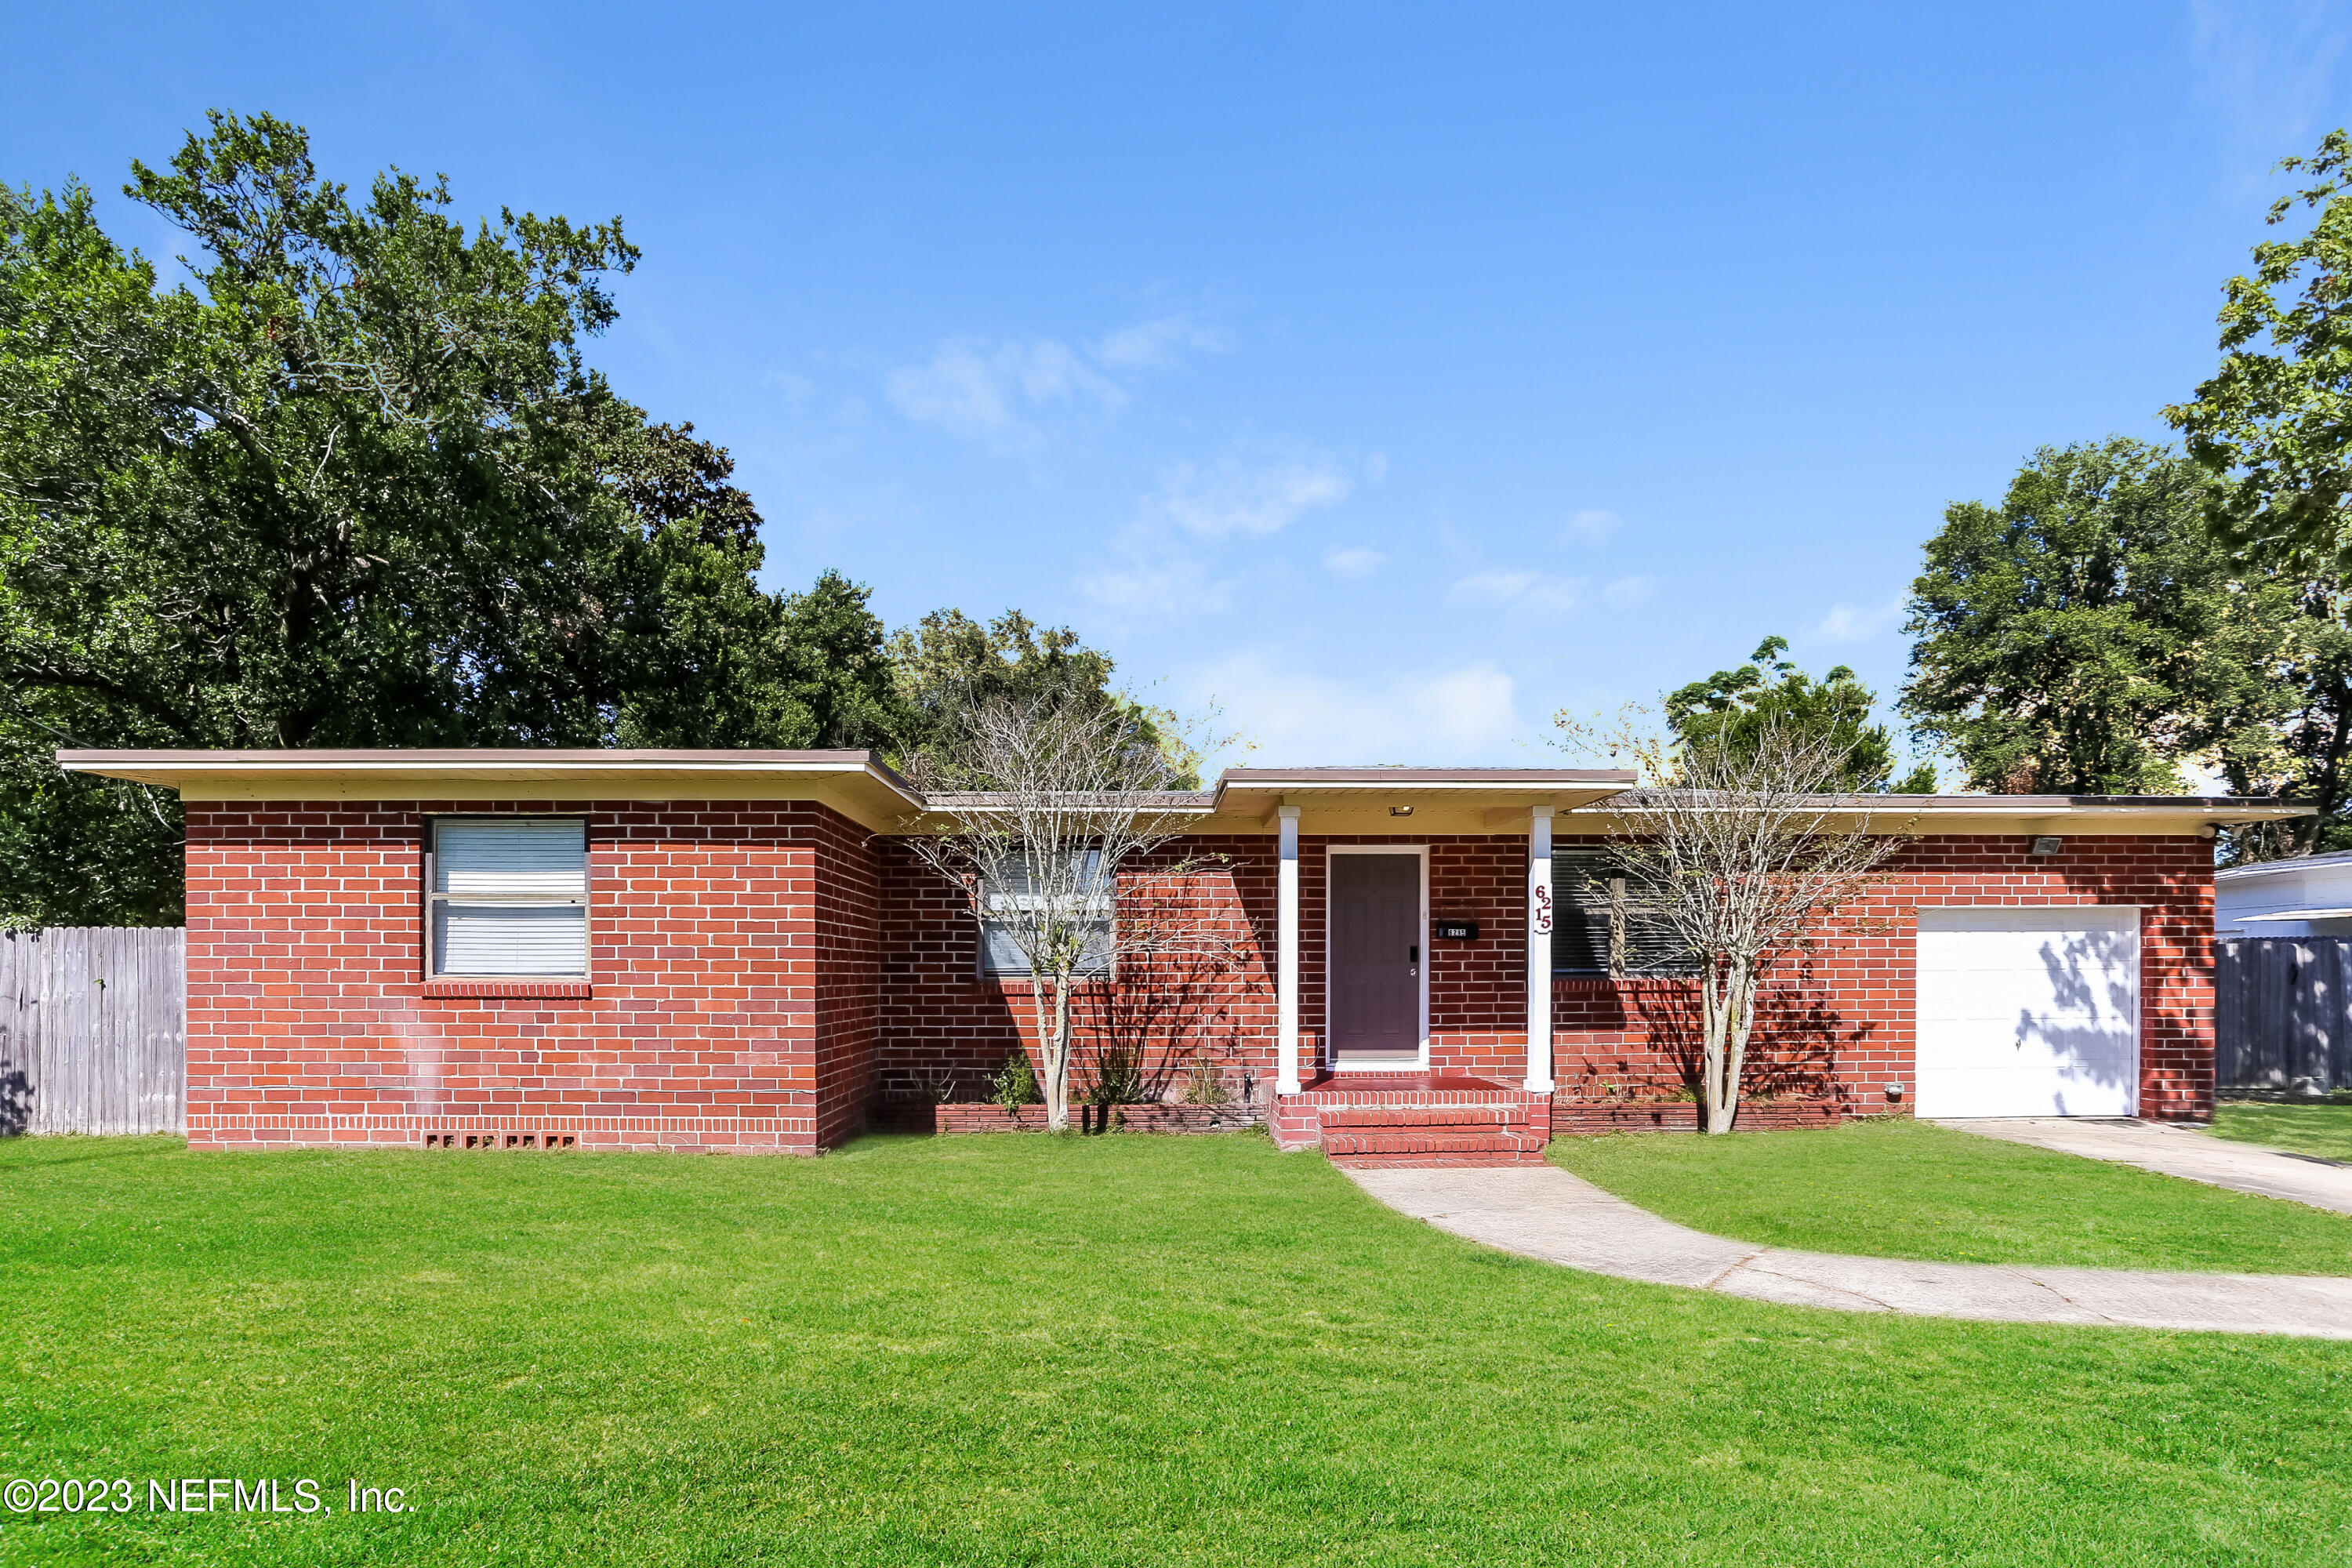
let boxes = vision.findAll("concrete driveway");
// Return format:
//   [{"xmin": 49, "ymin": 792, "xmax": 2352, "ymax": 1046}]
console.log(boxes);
[
  {"xmin": 1348, "ymin": 1163, "xmax": 2352, "ymax": 1338},
  {"xmin": 1945, "ymin": 1117, "xmax": 2352, "ymax": 1215}
]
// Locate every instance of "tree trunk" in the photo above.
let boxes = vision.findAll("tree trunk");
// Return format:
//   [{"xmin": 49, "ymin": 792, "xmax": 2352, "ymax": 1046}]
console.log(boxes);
[
  {"xmin": 1698, "ymin": 956, "xmax": 1760, "ymax": 1134},
  {"xmin": 1044, "ymin": 975, "xmax": 1075, "ymax": 1131},
  {"xmin": 1697, "ymin": 961, "xmax": 1730, "ymax": 1133},
  {"xmin": 1709, "ymin": 960, "xmax": 1759, "ymax": 1134},
  {"xmin": 2300, "ymin": 670, "xmax": 2352, "ymax": 855},
  {"xmin": 1028, "ymin": 980, "xmax": 1064, "ymax": 1131}
]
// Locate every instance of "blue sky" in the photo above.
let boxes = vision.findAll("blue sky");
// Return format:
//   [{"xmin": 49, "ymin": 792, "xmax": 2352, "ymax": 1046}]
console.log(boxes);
[{"xmin": 8, "ymin": 2, "xmax": 2349, "ymax": 773}]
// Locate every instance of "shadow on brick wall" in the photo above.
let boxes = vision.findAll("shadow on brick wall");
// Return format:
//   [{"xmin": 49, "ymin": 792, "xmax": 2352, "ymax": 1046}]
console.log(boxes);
[
  {"xmin": 1077, "ymin": 953, "xmax": 1252, "ymax": 1102},
  {"xmin": 1618, "ymin": 966, "xmax": 1867, "ymax": 1105}
]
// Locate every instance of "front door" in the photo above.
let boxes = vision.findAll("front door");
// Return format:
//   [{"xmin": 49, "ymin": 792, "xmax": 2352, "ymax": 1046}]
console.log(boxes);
[{"xmin": 1329, "ymin": 854, "xmax": 1421, "ymax": 1064}]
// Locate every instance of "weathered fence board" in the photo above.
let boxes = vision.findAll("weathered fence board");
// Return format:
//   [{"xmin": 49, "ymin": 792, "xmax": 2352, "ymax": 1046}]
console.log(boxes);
[
  {"xmin": 1, "ymin": 927, "xmax": 184, "ymax": 1135},
  {"xmin": 0, "ymin": 935, "xmax": 34, "ymax": 1134},
  {"xmin": 2216, "ymin": 937, "xmax": 2352, "ymax": 1094}
]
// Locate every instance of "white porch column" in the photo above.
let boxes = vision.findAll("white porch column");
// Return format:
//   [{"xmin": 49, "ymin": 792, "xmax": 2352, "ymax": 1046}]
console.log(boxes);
[
  {"xmin": 1526, "ymin": 805, "xmax": 1555, "ymax": 1092},
  {"xmin": 1276, "ymin": 805, "xmax": 1302, "ymax": 1094}
]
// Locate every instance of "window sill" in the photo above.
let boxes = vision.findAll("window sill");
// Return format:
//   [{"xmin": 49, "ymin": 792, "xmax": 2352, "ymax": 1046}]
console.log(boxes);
[
  {"xmin": 424, "ymin": 978, "xmax": 593, "ymax": 1000},
  {"xmin": 981, "ymin": 975, "xmax": 1115, "ymax": 992},
  {"xmin": 1552, "ymin": 973, "xmax": 1700, "ymax": 985}
]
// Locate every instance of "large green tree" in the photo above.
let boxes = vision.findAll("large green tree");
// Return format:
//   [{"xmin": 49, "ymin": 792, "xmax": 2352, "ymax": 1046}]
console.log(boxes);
[
  {"xmin": 2158, "ymin": 129, "xmax": 2352, "ymax": 855},
  {"xmin": 885, "ymin": 608, "xmax": 1197, "ymax": 786},
  {"xmin": 0, "ymin": 112, "xmax": 902, "ymax": 927},
  {"xmin": 2165, "ymin": 129, "xmax": 2352, "ymax": 572},
  {"xmin": 1899, "ymin": 439, "xmax": 2340, "ymax": 841},
  {"xmin": 1665, "ymin": 636, "xmax": 1931, "ymax": 792}
]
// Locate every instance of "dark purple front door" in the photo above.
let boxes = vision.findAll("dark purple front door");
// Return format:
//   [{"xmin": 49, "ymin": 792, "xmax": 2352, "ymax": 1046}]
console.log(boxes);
[{"xmin": 1329, "ymin": 854, "xmax": 1421, "ymax": 1062}]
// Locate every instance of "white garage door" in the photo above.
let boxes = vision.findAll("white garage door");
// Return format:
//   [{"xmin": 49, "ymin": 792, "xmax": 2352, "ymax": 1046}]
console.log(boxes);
[{"xmin": 1915, "ymin": 907, "xmax": 2140, "ymax": 1118}]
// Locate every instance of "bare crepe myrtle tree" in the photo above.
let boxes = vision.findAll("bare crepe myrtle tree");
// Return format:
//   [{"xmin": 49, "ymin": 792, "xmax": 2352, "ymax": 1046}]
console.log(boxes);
[
  {"xmin": 1569, "ymin": 714, "xmax": 1913, "ymax": 1133},
  {"xmin": 898, "ymin": 693, "xmax": 1236, "ymax": 1131}
]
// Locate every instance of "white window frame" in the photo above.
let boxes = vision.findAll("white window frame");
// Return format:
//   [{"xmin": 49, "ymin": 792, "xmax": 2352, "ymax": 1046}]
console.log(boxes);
[
  {"xmin": 423, "ymin": 816, "xmax": 591, "ymax": 980},
  {"xmin": 1322, "ymin": 844, "xmax": 1430, "ymax": 1073},
  {"xmin": 978, "ymin": 848, "xmax": 1114, "ymax": 981}
]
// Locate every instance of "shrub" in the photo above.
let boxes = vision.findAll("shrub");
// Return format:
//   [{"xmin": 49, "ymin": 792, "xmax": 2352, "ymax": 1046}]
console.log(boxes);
[
  {"xmin": 1181, "ymin": 1054, "xmax": 1229, "ymax": 1106},
  {"xmin": 989, "ymin": 1051, "xmax": 1038, "ymax": 1109},
  {"xmin": 1088, "ymin": 1042, "xmax": 1145, "ymax": 1106}
]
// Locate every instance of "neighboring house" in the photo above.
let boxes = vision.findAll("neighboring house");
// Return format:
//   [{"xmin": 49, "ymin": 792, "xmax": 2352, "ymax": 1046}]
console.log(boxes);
[
  {"xmin": 2212, "ymin": 851, "xmax": 2352, "ymax": 1098},
  {"xmin": 2214, "ymin": 850, "xmax": 2352, "ymax": 939},
  {"xmin": 58, "ymin": 750, "xmax": 2303, "ymax": 1161}
]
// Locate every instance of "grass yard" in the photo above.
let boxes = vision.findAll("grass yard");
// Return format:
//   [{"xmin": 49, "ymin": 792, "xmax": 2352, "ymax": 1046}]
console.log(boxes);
[
  {"xmin": 1548, "ymin": 1117, "xmax": 2352, "ymax": 1273},
  {"xmin": 2211, "ymin": 1101, "xmax": 2352, "ymax": 1163},
  {"xmin": 5, "ymin": 1134, "xmax": 2352, "ymax": 1566}
]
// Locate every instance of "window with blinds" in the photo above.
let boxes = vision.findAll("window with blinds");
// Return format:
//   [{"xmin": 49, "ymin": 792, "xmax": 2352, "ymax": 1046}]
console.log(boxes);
[
  {"xmin": 1551, "ymin": 848, "xmax": 1698, "ymax": 978},
  {"xmin": 981, "ymin": 851, "xmax": 1112, "ymax": 978},
  {"xmin": 426, "ymin": 818, "xmax": 589, "ymax": 977}
]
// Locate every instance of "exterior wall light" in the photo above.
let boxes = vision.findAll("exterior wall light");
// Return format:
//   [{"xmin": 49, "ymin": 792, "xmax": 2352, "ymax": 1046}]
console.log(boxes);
[
  {"xmin": 2029, "ymin": 836, "xmax": 2063, "ymax": 857},
  {"xmin": 1389, "ymin": 805, "xmax": 1414, "ymax": 817}
]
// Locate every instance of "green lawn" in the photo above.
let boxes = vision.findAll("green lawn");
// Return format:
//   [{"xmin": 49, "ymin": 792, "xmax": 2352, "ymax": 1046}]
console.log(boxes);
[
  {"xmin": 5, "ymin": 1134, "xmax": 2352, "ymax": 1566},
  {"xmin": 1548, "ymin": 1117, "xmax": 2352, "ymax": 1273},
  {"xmin": 2212, "ymin": 1101, "xmax": 2352, "ymax": 1163}
]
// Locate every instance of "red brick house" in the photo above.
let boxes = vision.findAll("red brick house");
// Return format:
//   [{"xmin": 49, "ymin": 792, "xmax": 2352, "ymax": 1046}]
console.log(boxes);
[{"xmin": 60, "ymin": 750, "xmax": 2301, "ymax": 1163}]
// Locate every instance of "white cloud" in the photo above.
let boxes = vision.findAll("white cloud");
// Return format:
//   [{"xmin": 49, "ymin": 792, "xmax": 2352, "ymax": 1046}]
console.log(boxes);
[
  {"xmin": 760, "ymin": 368, "xmax": 818, "ymax": 404},
  {"xmin": 1602, "ymin": 574, "xmax": 1655, "ymax": 606},
  {"xmin": 1563, "ymin": 508, "xmax": 1623, "ymax": 546},
  {"xmin": 1447, "ymin": 569, "xmax": 1588, "ymax": 616},
  {"xmin": 1184, "ymin": 652, "xmax": 1526, "ymax": 768},
  {"xmin": 887, "ymin": 314, "xmax": 1234, "ymax": 452},
  {"xmin": 1323, "ymin": 545, "xmax": 1389, "ymax": 579},
  {"xmin": 2193, "ymin": 1, "xmax": 2350, "ymax": 164},
  {"xmin": 1811, "ymin": 593, "xmax": 1907, "ymax": 644},
  {"xmin": 884, "ymin": 336, "xmax": 1123, "ymax": 452},
  {"xmin": 1145, "ymin": 452, "xmax": 1355, "ymax": 539},
  {"xmin": 1082, "ymin": 448, "xmax": 1370, "ymax": 619},
  {"xmin": 1091, "ymin": 314, "xmax": 1232, "ymax": 370},
  {"xmin": 1080, "ymin": 546, "xmax": 1235, "ymax": 618}
]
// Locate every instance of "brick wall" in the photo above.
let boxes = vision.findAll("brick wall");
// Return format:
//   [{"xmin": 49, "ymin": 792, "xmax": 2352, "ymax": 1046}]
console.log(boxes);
[
  {"xmin": 810, "ymin": 808, "xmax": 881, "ymax": 1149},
  {"xmin": 184, "ymin": 815, "xmax": 2221, "ymax": 1149},
  {"xmin": 873, "ymin": 831, "xmax": 2218, "ymax": 1120},
  {"xmin": 875, "ymin": 836, "xmax": 1278, "ymax": 1104},
  {"xmin": 183, "ymin": 799, "xmax": 878, "ymax": 1153},
  {"xmin": 1549, "ymin": 833, "xmax": 2217, "ymax": 1120}
]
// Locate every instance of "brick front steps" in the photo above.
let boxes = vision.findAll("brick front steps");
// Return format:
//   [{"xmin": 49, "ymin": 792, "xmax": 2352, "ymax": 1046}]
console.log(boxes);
[
  {"xmin": 1275, "ymin": 1074, "xmax": 1552, "ymax": 1167},
  {"xmin": 1551, "ymin": 1101, "xmax": 1853, "ymax": 1135},
  {"xmin": 872, "ymin": 1102, "xmax": 1266, "ymax": 1135}
]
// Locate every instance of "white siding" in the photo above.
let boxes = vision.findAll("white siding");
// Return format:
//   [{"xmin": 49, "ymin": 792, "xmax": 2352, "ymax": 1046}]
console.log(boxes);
[{"xmin": 2216, "ymin": 860, "xmax": 2352, "ymax": 939}]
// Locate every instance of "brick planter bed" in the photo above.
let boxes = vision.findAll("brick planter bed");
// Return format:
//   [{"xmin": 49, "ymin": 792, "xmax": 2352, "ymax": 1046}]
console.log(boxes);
[
  {"xmin": 1552, "ymin": 1100, "xmax": 1867, "ymax": 1135},
  {"xmin": 873, "ymin": 1102, "xmax": 1269, "ymax": 1135}
]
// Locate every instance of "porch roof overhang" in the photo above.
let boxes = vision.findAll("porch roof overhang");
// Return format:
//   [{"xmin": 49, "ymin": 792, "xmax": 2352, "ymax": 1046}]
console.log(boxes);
[
  {"xmin": 53, "ymin": 749, "xmax": 2314, "ymax": 840},
  {"xmin": 1200, "ymin": 767, "xmax": 1638, "ymax": 834},
  {"xmin": 1558, "ymin": 793, "xmax": 2315, "ymax": 837}
]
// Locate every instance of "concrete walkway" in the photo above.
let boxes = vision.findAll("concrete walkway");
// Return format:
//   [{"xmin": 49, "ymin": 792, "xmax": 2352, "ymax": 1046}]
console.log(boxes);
[
  {"xmin": 1948, "ymin": 1117, "xmax": 2352, "ymax": 1215},
  {"xmin": 1346, "ymin": 1164, "xmax": 2352, "ymax": 1338}
]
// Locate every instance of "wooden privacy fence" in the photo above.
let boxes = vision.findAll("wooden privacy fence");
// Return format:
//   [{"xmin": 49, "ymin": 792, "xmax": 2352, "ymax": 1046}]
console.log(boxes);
[
  {"xmin": 2216, "ymin": 936, "xmax": 2352, "ymax": 1094},
  {"xmin": 0, "ymin": 927, "xmax": 186, "ymax": 1135}
]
